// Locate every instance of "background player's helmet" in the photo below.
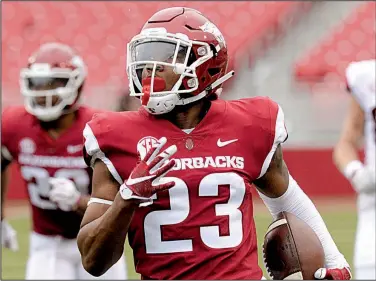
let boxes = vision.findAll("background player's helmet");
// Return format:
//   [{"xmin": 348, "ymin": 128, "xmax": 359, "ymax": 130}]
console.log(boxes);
[
  {"xmin": 126, "ymin": 7, "xmax": 234, "ymax": 115},
  {"xmin": 20, "ymin": 42, "xmax": 87, "ymax": 122}
]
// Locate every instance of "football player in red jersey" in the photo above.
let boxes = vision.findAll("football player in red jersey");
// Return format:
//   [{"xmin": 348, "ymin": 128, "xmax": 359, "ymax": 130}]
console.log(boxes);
[
  {"xmin": 1, "ymin": 43, "xmax": 127, "ymax": 279},
  {"xmin": 78, "ymin": 7, "xmax": 351, "ymax": 280}
]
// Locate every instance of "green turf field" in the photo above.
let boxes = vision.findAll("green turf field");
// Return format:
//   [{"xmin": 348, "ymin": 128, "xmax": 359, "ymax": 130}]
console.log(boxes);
[{"xmin": 2, "ymin": 203, "xmax": 357, "ymax": 280}]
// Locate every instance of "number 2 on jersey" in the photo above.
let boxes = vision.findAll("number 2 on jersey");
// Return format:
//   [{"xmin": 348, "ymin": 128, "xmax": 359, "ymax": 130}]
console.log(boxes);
[
  {"xmin": 144, "ymin": 172, "xmax": 246, "ymax": 253},
  {"xmin": 21, "ymin": 166, "xmax": 90, "ymax": 210}
]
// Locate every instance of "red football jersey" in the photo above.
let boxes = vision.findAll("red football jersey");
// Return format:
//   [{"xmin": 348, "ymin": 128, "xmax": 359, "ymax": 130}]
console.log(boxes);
[
  {"xmin": 84, "ymin": 97, "xmax": 287, "ymax": 280},
  {"xmin": 1, "ymin": 106, "xmax": 99, "ymax": 239}
]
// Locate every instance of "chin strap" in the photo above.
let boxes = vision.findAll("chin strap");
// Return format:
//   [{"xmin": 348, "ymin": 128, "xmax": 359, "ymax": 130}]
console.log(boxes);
[
  {"xmin": 209, "ymin": 70, "xmax": 235, "ymax": 91},
  {"xmin": 176, "ymin": 70, "xmax": 235, "ymax": 105}
]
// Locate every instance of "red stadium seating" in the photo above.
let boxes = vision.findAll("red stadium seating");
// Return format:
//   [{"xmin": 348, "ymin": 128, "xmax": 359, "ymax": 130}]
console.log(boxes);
[
  {"xmin": 3, "ymin": 2, "xmax": 320, "ymax": 200},
  {"xmin": 2, "ymin": 1, "xmax": 309, "ymax": 106},
  {"xmin": 294, "ymin": 2, "xmax": 375, "ymax": 89}
]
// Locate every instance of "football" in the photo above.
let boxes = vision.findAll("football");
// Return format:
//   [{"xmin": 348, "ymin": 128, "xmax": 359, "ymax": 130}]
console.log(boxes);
[{"xmin": 262, "ymin": 212, "xmax": 325, "ymax": 280}]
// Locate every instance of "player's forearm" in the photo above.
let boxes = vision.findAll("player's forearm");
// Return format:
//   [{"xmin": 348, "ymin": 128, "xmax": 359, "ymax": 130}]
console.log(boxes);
[
  {"xmin": 78, "ymin": 193, "xmax": 138, "ymax": 276},
  {"xmin": 333, "ymin": 140, "xmax": 361, "ymax": 172},
  {"xmin": 259, "ymin": 175, "xmax": 348, "ymax": 268}
]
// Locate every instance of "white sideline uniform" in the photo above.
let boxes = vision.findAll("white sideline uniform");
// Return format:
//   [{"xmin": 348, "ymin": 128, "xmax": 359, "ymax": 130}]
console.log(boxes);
[
  {"xmin": 26, "ymin": 232, "xmax": 128, "ymax": 280},
  {"xmin": 346, "ymin": 59, "xmax": 376, "ymax": 280}
]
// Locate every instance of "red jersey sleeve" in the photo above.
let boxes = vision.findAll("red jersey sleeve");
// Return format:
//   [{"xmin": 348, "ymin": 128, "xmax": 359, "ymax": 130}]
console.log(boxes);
[
  {"xmin": 83, "ymin": 112, "xmax": 124, "ymax": 185},
  {"xmin": 246, "ymin": 97, "xmax": 288, "ymax": 179}
]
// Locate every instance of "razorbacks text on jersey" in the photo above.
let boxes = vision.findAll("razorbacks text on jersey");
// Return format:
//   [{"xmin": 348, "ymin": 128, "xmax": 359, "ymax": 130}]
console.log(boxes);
[
  {"xmin": 1, "ymin": 106, "xmax": 98, "ymax": 238},
  {"xmin": 83, "ymin": 97, "xmax": 287, "ymax": 280},
  {"xmin": 346, "ymin": 59, "xmax": 376, "ymax": 169}
]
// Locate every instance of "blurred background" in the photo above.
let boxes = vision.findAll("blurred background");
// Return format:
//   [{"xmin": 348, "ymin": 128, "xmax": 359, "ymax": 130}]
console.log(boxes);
[{"xmin": 2, "ymin": 1, "xmax": 375, "ymax": 279}]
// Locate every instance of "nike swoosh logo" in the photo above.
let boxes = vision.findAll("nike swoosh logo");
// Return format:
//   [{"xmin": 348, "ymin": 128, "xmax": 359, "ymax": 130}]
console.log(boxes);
[
  {"xmin": 217, "ymin": 139, "xmax": 238, "ymax": 147},
  {"xmin": 126, "ymin": 174, "xmax": 156, "ymax": 186}
]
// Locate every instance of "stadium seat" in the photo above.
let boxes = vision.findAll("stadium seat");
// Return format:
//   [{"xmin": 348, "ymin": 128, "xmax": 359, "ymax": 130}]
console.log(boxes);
[
  {"xmin": 294, "ymin": 2, "xmax": 375, "ymax": 88},
  {"xmin": 2, "ymin": 1, "xmax": 309, "ymax": 107}
]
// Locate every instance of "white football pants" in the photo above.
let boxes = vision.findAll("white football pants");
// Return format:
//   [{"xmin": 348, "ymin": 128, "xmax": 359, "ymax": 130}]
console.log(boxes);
[
  {"xmin": 354, "ymin": 195, "xmax": 375, "ymax": 280},
  {"xmin": 25, "ymin": 232, "xmax": 128, "ymax": 280}
]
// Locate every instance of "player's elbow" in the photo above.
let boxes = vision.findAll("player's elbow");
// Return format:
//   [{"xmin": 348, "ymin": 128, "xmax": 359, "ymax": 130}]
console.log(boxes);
[
  {"xmin": 82, "ymin": 251, "xmax": 122, "ymax": 277},
  {"xmin": 82, "ymin": 256, "xmax": 107, "ymax": 277},
  {"xmin": 78, "ymin": 231, "xmax": 108, "ymax": 277},
  {"xmin": 77, "ymin": 222, "xmax": 123, "ymax": 277},
  {"xmin": 79, "ymin": 237, "xmax": 121, "ymax": 277}
]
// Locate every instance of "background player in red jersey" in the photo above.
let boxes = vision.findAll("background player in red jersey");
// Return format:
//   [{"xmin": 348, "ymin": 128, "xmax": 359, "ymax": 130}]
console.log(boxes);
[
  {"xmin": 78, "ymin": 7, "xmax": 351, "ymax": 280},
  {"xmin": 1, "ymin": 43, "xmax": 127, "ymax": 279}
]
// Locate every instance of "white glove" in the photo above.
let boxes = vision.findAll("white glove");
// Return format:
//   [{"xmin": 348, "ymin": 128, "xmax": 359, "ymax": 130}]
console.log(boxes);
[
  {"xmin": 1, "ymin": 220, "xmax": 19, "ymax": 251},
  {"xmin": 48, "ymin": 177, "xmax": 81, "ymax": 212},
  {"xmin": 351, "ymin": 166, "xmax": 375, "ymax": 194}
]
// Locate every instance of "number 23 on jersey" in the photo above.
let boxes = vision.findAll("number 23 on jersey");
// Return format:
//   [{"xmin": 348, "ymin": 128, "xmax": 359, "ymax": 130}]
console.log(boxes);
[{"xmin": 144, "ymin": 172, "xmax": 246, "ymax": 254}]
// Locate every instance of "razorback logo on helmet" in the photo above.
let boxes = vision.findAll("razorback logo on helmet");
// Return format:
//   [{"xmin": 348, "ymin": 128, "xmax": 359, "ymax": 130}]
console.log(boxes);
[
  {"xmin": 199, "ymin": 21, "xmax": 226, "ymax": 48},
  {"xmin": 137, "ymin": 136, "xmax": 159, "ymax": 160}
]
